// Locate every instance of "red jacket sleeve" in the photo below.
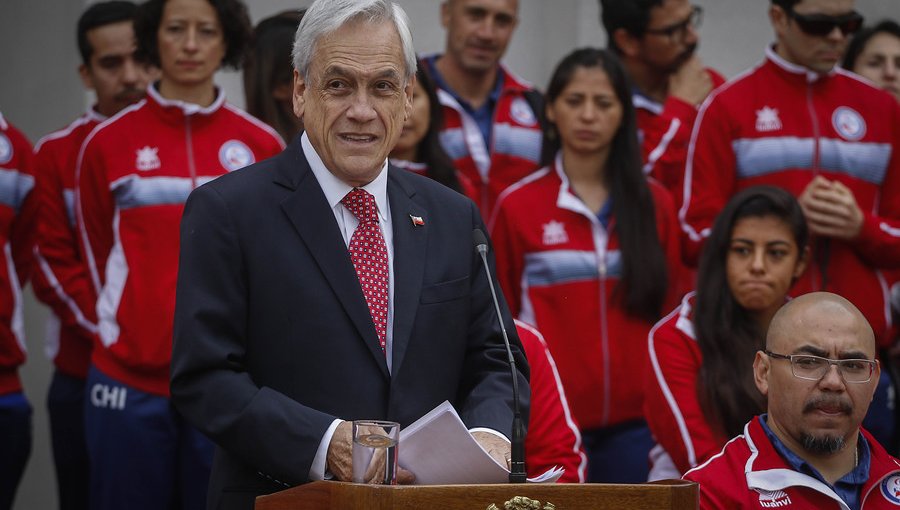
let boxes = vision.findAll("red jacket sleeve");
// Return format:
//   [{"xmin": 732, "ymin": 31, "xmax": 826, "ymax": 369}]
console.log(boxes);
[
  {"xmin": 7, "ymin": 127, "xmax": 35, "ymax": 288},
  {"xmin": 75, "ymin": 134, "xmax": 115, "ymax": 297},
  {"xmin": 679, "ymin": 90, "xmax": 738, "ymax": 267},
  {"xmin": 516, "ymin": 321, "xmax": 587, "ymax": 483},
  {"xmin": 32, "ymin": 139, "xmax": 98, "ymax": 335},
  {"xmin": 643, "ymin": 69, "xmax": 727, "ymax": 211},
  {"xmin": 645, "ymin": 305, "xmax": 727, "ymax": 474},
  {"xmin": 489, "ymin": 195, "xmax": 524, "ymax": 318},
  {"xmin": 651, "ymin": 181, "xmax": 689, "ymax": 306},
  {"xmin": 853, "ymin": 100, "xmax": 900, "ymax": 269}
]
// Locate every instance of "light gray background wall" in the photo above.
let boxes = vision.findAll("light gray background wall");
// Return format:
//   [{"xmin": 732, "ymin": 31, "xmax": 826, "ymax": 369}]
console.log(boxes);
[{"xmin": 0, "ymin": 0, "xmax": 895, "ymax": 508}]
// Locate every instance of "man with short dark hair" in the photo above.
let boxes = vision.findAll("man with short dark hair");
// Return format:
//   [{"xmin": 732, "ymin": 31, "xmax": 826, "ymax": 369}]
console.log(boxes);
[
  {"xmin": 31, "ymin": 3, "xmax": 154, "ymax": 509},
  {"xmin": 599, "ymin": 0, "xmax": 724, "ymax": 203},
  {"xmin": 684, "ymin": 293, "xmax": 900, "ymax": 509},
  {"xmin": 423, "ymin": 0, "xmax": 543, "ymax": 218}
]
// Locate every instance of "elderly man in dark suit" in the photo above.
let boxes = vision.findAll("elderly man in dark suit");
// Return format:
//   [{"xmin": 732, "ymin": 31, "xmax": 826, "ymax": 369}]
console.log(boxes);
[{"xmin": 169, "ymin": 1, "xmax": 528, "ymax": 508}]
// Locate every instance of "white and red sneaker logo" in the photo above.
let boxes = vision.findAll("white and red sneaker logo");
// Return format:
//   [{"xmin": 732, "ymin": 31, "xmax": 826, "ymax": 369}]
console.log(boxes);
[
  {"xmin": 756, "ymin": 489, "xmax": 792, "ymax": 508},
  {"xmin": 542, "ymin": 220, "xmax": 568, "ymax": 246},
  {"xmin": 755, "ymin": 106, "xmax": 782, "ymax": 132},
  {"xmin": 135, "ymin": 146, "xmax": 161, "ymax": 171}
]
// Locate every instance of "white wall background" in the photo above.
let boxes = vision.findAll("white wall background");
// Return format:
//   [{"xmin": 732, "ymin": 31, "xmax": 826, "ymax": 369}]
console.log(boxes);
[{"xmin": 0, "ymin": 0, "xmax": 896, "ymax": 508}]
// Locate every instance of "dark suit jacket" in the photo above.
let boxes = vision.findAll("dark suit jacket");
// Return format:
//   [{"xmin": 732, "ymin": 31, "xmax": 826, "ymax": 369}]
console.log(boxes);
[{"xmin": 170, "ymin": 137, "xmax": 529, "ymax": 510}]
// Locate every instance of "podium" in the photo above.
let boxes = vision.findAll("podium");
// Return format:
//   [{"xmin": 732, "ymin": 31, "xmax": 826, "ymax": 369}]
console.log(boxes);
[{"xmin": 254, "ymin": 479, "xmax": 698, "ymax": 510}]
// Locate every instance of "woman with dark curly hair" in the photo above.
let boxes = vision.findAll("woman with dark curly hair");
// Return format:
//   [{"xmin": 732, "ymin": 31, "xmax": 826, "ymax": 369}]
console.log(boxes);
[
  {"xmin": 645, "ymin": 186, "xmax": 809, "ymax": 478},
  {"xmin": 75, "ymin": 1, "xmax": 284, "ymax": 508}
]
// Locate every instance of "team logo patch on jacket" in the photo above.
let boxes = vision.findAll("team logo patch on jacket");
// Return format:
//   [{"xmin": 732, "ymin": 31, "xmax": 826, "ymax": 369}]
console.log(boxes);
[
  {"xmin": 510, "ymin": 97, "xmax": 537, "ymax": 127},
  {"xmin": 135, "ymin": 146, "xmax": 161, "ymax": 171},
  {"xmin": 0, "ymin": 133, "xmax": 12, "ymax": 165},
  {"xmin": 542, "ymin": 220, "xmax": 568, "ymax": 245},
  {"xmin": 755, "ymin": 106, "xmax": 782, "ymax": 132},
  {"xmin": 882, "ymin": 474, "xmax": 900, "ymax": 504},
  {"xmin": 832, "ymin": 107, "xmax": 866, "ymax": 141},
  {"xmin": 219, "ymin": 140, "xmax": 254, "ymax": 171},
  {"xmin": 755, "ymin": 489, "xmax": 792, "ymax": 508}
]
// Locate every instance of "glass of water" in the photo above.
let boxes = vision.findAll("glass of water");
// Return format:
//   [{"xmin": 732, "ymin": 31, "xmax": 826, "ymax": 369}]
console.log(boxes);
[{"xmin": 352, "ymin": 420, "xmax": 400, "ymax": 485}]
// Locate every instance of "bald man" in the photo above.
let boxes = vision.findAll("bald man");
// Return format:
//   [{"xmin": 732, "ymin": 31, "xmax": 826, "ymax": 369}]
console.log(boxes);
[{"xmin": 684, "ymin": 293, "xmax": 900, "ymax": 510}]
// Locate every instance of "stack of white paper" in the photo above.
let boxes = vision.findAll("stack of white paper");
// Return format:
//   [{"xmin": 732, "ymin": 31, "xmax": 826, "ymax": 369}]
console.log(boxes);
[{"xmin": 398, "ymin": 401, "xmax": 564, "ymax": 485}]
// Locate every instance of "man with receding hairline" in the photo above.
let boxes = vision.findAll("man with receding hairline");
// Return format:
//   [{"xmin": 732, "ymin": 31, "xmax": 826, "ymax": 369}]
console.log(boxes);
[
  {"xmin": 684, "ymin": 292, "xmax": 900, "ymax": 510},
  {"xmin": 423, "ymin": 0, "xmax": 544, "ymax": 219}
]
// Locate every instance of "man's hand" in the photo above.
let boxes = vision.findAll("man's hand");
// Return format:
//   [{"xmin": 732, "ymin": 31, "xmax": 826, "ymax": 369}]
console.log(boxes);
[
  {"xmin": 471, "ymin": 430, "xmax": 512, "ymax": 470},
  {"xmin": 326, "ymin": 421, "xmax": 354, "ymax": 481},
  {"xmin": 799, "ymin": 176, "xmax": 864, "ymax": 240},
  {"xmin": 669, "ymin": 55, "xmax": 714, "ymax": 106},
  {"xmin": 326, "ymin": 421, "xmax": 415, "ymax": 484}
]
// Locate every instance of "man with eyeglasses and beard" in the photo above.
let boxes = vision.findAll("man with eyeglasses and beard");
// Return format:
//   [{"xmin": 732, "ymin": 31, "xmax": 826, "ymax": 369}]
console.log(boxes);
[
  {"xmin": 598, "ymin": 0, "xmax": 725, "ymax": 206},
  {"xmin": 680, "ymin": 0, "xmax": 900, "ymax": 450},
  {"xmin": 684, "ymin": 292, "xmax": 900, "ymax": 510}
]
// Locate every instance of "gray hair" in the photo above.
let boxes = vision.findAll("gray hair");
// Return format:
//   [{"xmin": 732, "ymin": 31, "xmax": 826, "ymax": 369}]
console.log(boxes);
[{"xmin": 291, "ymin": 0, "xmax": 417, "ymax": 82}]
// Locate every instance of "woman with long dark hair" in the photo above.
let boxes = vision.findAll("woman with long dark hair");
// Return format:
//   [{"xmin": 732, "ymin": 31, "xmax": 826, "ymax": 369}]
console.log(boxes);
[
  {"xmin": 491, "ymin": 48, "xmax": 683, "ymax": 483},
  {"xmin": 389, "ymin": 65, "xmax": 470, "ymax": 196},
  {"xmin": 645, "ymin": 186, "xmax": 809, "ymax": 478}
]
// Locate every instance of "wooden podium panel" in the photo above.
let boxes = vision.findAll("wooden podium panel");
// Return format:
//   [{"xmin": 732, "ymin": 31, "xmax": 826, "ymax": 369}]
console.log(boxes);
[{"xmin": 255, "ymin": 479, "xmax": 698, "ymax": 510}]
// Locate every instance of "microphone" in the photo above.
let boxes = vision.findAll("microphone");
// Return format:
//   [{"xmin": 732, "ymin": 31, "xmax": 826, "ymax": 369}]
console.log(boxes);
[{"xmin": 472, "ymin": 228, "xmax": 527, "ymax": 484}]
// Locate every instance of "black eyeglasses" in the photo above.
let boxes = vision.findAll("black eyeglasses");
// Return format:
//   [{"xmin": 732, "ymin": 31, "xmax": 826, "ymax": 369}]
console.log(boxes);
[
  {"xmin": 644, "ymin": 5, "xmax": 703, "ymax": 43},
  {"xmin": 785, "ymin": 7, "xmax": 864, "ymax": 37},
  {"xmin": 764, "ymin": 350, "xmax": 878, "ymax": 384}
]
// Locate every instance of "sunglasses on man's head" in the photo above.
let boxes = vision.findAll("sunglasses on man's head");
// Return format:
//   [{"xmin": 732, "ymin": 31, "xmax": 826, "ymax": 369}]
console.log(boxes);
[{"xmin": 786, "ymin": 8, "xmax": 864, "ymax": 37}]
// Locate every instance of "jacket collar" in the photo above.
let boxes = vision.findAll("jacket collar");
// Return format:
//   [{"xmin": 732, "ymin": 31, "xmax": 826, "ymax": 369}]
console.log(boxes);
[
  {"xmin": 275, "ymin": 135, "xmax": 426, "ymax": 377},
  {"xmin": 145, "ymin": 82, "xmax": 226, "ymax": 125},
  {"xmin": 765, "ymin": 44, "xmax": 837, "ymax": 84},
  {"xmin": 743, "ymin": 416, "xmax": 900, "ymax": 509}
]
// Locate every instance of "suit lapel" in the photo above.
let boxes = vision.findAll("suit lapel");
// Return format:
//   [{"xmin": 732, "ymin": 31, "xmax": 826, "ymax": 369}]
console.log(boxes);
[
  {"xmin": 278, "ymin": 149, "xmax": 389, "ymax": 376},
  {"xmin": 387, "ymin": 169, "xmax": 427, "ymax": 375}
]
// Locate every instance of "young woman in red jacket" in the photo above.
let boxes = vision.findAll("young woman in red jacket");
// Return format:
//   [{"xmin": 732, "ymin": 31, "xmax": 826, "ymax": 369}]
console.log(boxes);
[
  {"xmin": 645, "ymin": 186, "xmax": 809, "ymax": 477},
  {"xmin": 491, "ymin": 48, "xmax": 683, "ymax": 483}
]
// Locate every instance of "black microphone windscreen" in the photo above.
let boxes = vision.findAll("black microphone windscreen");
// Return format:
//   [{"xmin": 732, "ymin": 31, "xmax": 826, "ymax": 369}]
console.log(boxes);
[{"xmin": 472, "ymin": 229, "xmax": 489, "ymax": 252}]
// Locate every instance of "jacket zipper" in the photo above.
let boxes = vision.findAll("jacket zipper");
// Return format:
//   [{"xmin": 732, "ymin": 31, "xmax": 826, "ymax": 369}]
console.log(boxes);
[
  {"xmin": 805, "ymin": 79, "xmax": 827, "ymax": 291},
  {"xmin": 185, "ymin": 116, "xmax": 197, "ymax": 188}
]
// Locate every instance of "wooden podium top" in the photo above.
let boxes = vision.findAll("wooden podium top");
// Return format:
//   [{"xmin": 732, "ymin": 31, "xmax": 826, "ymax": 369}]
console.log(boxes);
[{"xmin": 255, "ymin": 479, "xmax": 698, "ymax": 510}]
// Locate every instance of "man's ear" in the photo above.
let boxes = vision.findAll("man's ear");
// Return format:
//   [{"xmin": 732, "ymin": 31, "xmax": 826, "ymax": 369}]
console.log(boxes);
[
  {"xmin": 793, "ymin": 245, "xmax": 810, "ymax": 279},
  {"xmin": 612, "ymin": 28, "xmax": 641, "ymax": 59},
  {"xmin": 753, "ymin": 350, "xmax": 771, "ymax": 397},
  {"xmin": 78, "ymin": 64, "xmax": 94, "ymax": 91},
  {"xmin": 440, "ymin": 1, "xmax": 451, "ymax": 29},
  {"xmin": 769, "ymin": 4, "xmax": 789, "ymax": 40},
  {"xmin": 403, "ymin": 74, "xmax": 416, "ymax": 121},
  {"xmin": 292, "ymin": 69, "xmax": 306, "ymax": 119}
]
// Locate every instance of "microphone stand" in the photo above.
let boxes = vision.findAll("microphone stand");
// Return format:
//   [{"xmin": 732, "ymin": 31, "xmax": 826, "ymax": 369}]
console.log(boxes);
[{"xmin": 473, "ymin": 229, "xmax": 527, "ymax": 483}]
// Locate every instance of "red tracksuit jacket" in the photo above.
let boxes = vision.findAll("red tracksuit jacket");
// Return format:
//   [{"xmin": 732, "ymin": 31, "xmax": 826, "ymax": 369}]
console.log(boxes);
[
  {"xmin": 32, "ymin": 109, "xmax": 104, "ymax": 379},
  {"xmin": 680, "ymin": 47, "xmax": 900, "ymax": 344},
  {"xmin": 684, "ymin": 416, "xmax": 900, "ymax": 509},
  {"xmin": 635, "ymin": 68, "xmax": 726, "ymax": 209},
  {"xmin": 645, "ymin": 292, "xmax": 729, "ymax": 475},
  {"xmin": 76, "ymin": 85, "xmax": 284, "ymax": 396},
  {"xmin": 515, "ymin": 319, "xmax": 587, "ymax": 483},
  {"xmin": 426, "ymin": 58, "xmax": 544, "ymax": 219},
  {"xmin": 0, "ymin": 113, "xmax": 36, "ymax": 395},
  {"xmin": 490, "ymin": 155, "xmax": 683, "ymax": 430}
]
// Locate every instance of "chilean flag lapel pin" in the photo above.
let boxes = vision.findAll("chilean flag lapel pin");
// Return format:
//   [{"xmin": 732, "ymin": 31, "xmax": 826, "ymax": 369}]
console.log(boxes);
[{"xmin": 409, "ymin": 214, "xmax": 425, "ymax": 227}]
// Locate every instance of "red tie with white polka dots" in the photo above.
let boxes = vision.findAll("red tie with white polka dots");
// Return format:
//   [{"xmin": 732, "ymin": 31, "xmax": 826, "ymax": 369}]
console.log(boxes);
[{"xmin": 341, "ymin": 188, "xmax": 389, "ymax": 353}]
